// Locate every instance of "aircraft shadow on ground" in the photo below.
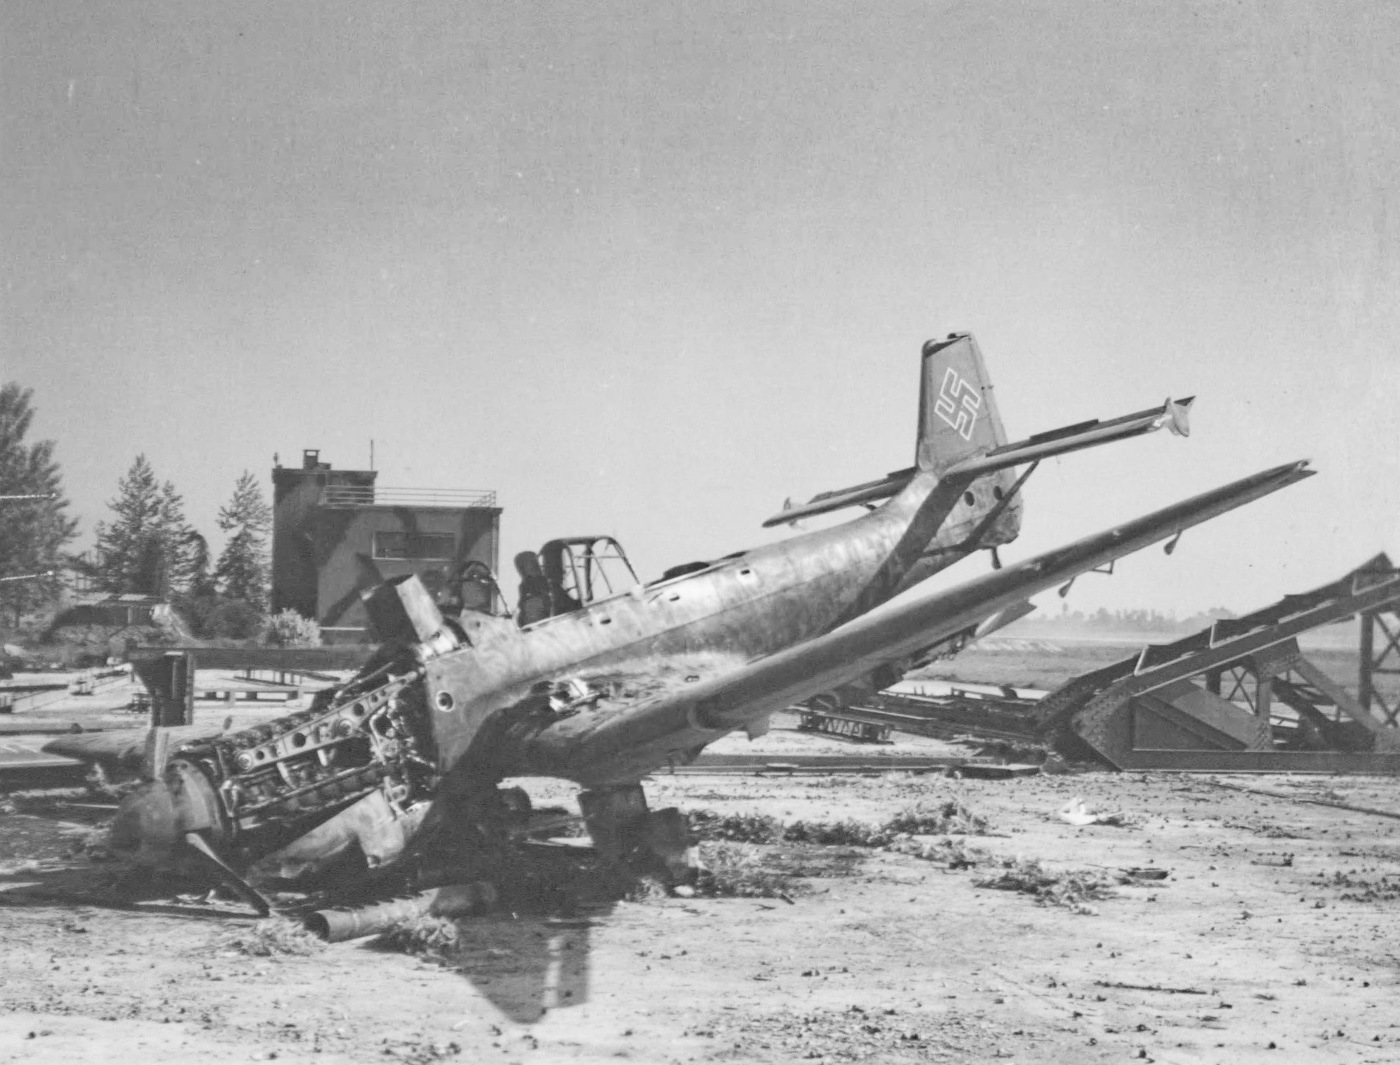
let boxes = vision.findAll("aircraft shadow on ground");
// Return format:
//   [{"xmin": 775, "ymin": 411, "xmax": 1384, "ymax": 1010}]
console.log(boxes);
[
  {"xmin": 2, "ymin": 860, "xmax": 605, "ymax": 1024},
  {"xmin": 362, "ymin": 908, "xmax": 604, "ymax": 1024},
  {"xmin": 0, "ymin": 846, "xmax": 244, "ymax": 924}
]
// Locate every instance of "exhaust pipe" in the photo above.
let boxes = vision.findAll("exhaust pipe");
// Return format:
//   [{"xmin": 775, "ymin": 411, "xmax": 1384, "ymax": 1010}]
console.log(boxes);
[{"xmin": 305, "ymin": 882, "xmax": 497, "ymax": 943}]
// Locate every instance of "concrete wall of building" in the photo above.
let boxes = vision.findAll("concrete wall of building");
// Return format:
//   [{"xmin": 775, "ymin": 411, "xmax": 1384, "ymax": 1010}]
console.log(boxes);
[
  {"xmin": 312, "ymin": 506, "xmax": 500, "ymax": 636},
  {"xmin": 270, "ymin": 454, "xmax": 500, "ymax": 640},
  {"xmin": 271, "ymin": 460, "xmax": 376, "ymax": 620}
]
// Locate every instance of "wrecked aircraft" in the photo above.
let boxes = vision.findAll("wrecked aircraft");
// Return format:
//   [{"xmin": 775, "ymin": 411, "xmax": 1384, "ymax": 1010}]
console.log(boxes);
[{"xmin": 54, "ymin": 333, "xmax": 1312, "ymax": 913}]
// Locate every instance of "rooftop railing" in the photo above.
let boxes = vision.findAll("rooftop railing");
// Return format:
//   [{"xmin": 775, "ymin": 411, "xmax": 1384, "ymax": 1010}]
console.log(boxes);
[{"xmin": 319, "ymin": 485, "xmax": 498, "ymax": 509}]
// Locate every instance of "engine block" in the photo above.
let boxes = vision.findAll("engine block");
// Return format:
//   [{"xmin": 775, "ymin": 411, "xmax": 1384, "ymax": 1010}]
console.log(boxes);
[{"xmin": 170, "ymin": 664, "xmax": 440, "ymax": 844}]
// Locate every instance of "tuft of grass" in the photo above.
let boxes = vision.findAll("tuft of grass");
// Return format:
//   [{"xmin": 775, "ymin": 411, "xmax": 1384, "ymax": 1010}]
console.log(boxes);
[
  {"xmin": 885, "ymin": 799, "xmax": 990, "ymax": 836},
  {"xmin": 218, "ymin": 917, "xmax": 324, "ymax": 957},
  {"xmin": 687, "ymin": 801, "xmax": 994, "ymax": 850},
  {"xmin": 974, "ymin": 858, "xmax": 1116, "ymax": 914},
  {"xmin": 376, "ymin": 915, "xmax": 461, "ymax": 957},
  {"xmin": 686, "ymin": 810, "xmax": 782, "ymax": 843},
  {"xmin": 782, "ymin": 818, "xmax": 891, "ymax": 847},
  {"xmin": 693, "ymin": 842, "xmax": 808, "ymax": 899},
  {"xmin": 890, "ymin": 836, "xmax": 988, "ymax": 869}
]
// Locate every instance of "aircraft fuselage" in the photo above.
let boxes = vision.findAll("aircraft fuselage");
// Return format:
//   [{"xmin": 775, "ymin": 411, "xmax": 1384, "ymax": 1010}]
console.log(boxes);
[{"xmin": 427, "ymin": 465, "xmax": 1020, "ymax": 785}]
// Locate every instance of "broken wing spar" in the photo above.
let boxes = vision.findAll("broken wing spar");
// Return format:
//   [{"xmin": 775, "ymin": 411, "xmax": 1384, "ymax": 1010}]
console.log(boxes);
[
  {"xmin": 762, "ymin": 396, "xmax": 1195, "ymax": 528},
  {"xmin": 522, "ymin": 459, "xmax": 1311, "ymax": 781}
]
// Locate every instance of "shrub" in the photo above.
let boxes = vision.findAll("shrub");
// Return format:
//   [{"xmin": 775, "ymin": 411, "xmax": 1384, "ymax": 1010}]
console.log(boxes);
[
  {"xmin": 263, "ymin": 608, "xmax": 322, "ymax": 648},
  {"xmin": 171, "ymin": 593, "xmax": 266, "ymax": 640},
  {"xmin": 205, "ymin": 598, "xmax": 265, "ymax": 640}
]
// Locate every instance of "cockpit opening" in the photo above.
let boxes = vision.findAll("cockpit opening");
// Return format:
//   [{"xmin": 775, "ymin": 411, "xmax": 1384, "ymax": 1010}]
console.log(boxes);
[{"xmin": 515, "ymin": 536, "xmax": 640, "ymax": 627}]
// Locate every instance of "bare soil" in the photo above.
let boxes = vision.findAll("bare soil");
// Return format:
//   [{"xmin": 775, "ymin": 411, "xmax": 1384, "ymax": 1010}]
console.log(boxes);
[{"xmin": 5, "ymin": 751, "xmax": 1400, "ymax": 1064}]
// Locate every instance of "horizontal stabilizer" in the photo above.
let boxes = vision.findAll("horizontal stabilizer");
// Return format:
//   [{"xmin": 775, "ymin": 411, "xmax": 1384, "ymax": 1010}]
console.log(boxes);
[
  {"xmin": 761, "ymin": 395, "xmax": 1195, "ymax": 528},
  {"xmin": 944, "ymin": 397, "xmax": 1194, "ymax": 479},
  {"xmin": 761, "ymin": 468, "xmax": 916, "ymax": 528}
]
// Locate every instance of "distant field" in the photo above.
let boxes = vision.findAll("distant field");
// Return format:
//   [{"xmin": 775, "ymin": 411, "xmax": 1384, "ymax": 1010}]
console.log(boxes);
[{"xmin": 917, "ymin": 636, "xmax": 1373, "ymax": 699}]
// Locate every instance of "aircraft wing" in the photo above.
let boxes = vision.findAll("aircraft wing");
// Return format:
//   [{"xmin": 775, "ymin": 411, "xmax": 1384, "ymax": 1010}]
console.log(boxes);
[
  {"xmin": 42, "ymin": 725, "xmax": 224, "ymax": 770},
  {"xmin": 526, "ymin": 460, "xmax": 1310, "ymax": 782},
  {"xmin": 761, "ymin": 396, "xmax": 1193, "ymax": 527}
]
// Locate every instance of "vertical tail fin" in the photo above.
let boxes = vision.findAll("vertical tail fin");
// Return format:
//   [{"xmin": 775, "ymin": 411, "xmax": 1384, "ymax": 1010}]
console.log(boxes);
[{"xmin": 916, "ymin": 333, "xmax": 1009, "ymax": 473}]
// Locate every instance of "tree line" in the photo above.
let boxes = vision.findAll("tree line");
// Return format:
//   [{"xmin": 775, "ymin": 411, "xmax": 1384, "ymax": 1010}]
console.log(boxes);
[
  {"xmin": 1, "ymin": 380, "xmax": 275, "ymax": 639},
  {"xmin": 1025, "ymin": 606, "xmax": 1239, "ymax": 635}
]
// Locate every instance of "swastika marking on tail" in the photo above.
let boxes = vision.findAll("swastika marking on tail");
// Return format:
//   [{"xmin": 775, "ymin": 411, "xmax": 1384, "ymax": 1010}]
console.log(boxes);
[{"xmin": 933, "ymin": 368, "xmax": 981, "ymax": 441}]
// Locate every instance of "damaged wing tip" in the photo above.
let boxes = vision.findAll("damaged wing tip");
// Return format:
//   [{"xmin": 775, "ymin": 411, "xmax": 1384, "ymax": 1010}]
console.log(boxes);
[
  {"xmin": 1258, "ymin": 458, "xmax": 1315, "ymax": 488},
  {"xmin": 1165, "ymin": 396, "xmax": 1194, "ymax": 437}
]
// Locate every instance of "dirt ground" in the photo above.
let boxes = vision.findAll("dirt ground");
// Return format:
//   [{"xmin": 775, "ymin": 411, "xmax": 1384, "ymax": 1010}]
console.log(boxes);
[{"xmin": 5, "ymin": 724, "xmax": 1400, "ymax": 1065}]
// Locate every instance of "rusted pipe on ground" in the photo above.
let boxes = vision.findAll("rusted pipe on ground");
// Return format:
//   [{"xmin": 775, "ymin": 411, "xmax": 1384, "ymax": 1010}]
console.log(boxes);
[{"xmin": 305, "ymin": 882, "xmax": 497, "ymax": 942}]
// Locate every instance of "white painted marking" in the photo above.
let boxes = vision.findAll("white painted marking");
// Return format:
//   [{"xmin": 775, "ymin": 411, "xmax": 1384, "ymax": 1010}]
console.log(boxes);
[{"xmin": 933, "ymin": 367, "xmax": 982, "ymax": 441}]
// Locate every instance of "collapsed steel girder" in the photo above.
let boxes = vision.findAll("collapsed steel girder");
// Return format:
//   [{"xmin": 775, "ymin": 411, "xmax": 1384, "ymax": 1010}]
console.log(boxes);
[{"xmin": 1038, "ymin": 554, "xmax": 1400, "ymax": 772}]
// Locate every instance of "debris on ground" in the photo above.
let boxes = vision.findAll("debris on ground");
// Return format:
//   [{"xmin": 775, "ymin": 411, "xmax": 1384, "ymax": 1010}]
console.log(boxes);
[
  {"xmin": 693, "ymin": 841, "xmax": 809, "ymax": 900},
  {"xmin": 216, "ymin": 917, "xmax": 325, "ymax": 957},
  {"xmin": 888, "ymin": 836, "xmax": 989, "ymax": 868},
  {"xmin": 973, "ymin": 857, "xmax": 1117, "ymax": 914},
  {"xmin": 374, "ymin": 915, "xmax": 462, "ymax": 958},
  {"xmin": 687, "ymin": 798, "xmax": 992, "ymax": 848},
  {"xmin": 1058, "ymin": 795, "xmax": 1134, "ymax": 827}
]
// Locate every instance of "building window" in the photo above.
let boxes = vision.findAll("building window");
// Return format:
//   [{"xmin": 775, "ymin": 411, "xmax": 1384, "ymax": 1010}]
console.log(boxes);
[{"xmin": 372, "ymin": 532, "xmax": 457, "ymax": 561}]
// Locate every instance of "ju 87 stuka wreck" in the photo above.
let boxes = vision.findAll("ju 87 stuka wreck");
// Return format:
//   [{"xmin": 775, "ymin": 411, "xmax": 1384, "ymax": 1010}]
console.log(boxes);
[{"xmin": 56, "ymin": 333, "xmax": 1312, "ymax": 927}]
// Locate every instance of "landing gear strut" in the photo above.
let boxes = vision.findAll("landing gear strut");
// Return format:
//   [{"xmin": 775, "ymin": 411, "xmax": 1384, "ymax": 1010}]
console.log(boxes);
[{"xmin": 578, "ymin": 784, "xmax": 696, "ymax": 885}]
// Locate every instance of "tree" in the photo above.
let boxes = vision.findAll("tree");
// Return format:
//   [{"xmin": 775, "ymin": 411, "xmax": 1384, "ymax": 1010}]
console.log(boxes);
[
  {"xmin": 93, "ymin": 456, "xmax": 201, "ymax": 596},
  {"xmin": 215, "ymin": 471, "xmax": 272, "ymax": 611},
  {"xmin": 185, "ymin": 530, "xmax": 217, "ymax": 598},
  {"xmin": 155, "ymin": 481, "xmax": 203, "ymax": 592},
  {"xmin": 0, "ymin": 384, "xmax": 77, "ymax": 626},
  {"xmin": 92, "ymin": 455, "xmax": 158, "ymax": 593}
]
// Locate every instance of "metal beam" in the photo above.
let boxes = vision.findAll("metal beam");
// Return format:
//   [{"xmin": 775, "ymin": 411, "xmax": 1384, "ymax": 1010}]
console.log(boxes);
[
  {"xmin": 1123, "ymin": 577, "xmax": 1400, "ymax": 697},
  {"xmin": 1292, "ymin": 657, "xmax": 1390, "ymax": 736},
  {"xmin": 128, "ymin": 646, "xmax": 371, "ymax": 671},
  {"xmin": 1050, "ymin": 557, "xmax": 1400, "ymax": 770},
  {"xmin": 1119, "ymin": 749, "xmax": 1400, "ymax": 774},
  {"xmin": 1361, "ymin": 608, "xmax": 1400, "ymax": 725}
]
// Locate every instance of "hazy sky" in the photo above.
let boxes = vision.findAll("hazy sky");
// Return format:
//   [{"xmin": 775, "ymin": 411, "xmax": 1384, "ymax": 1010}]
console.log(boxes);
[{"xmin": 3, "ymin": 1, "xmax": 1396, "ymax": 615}]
